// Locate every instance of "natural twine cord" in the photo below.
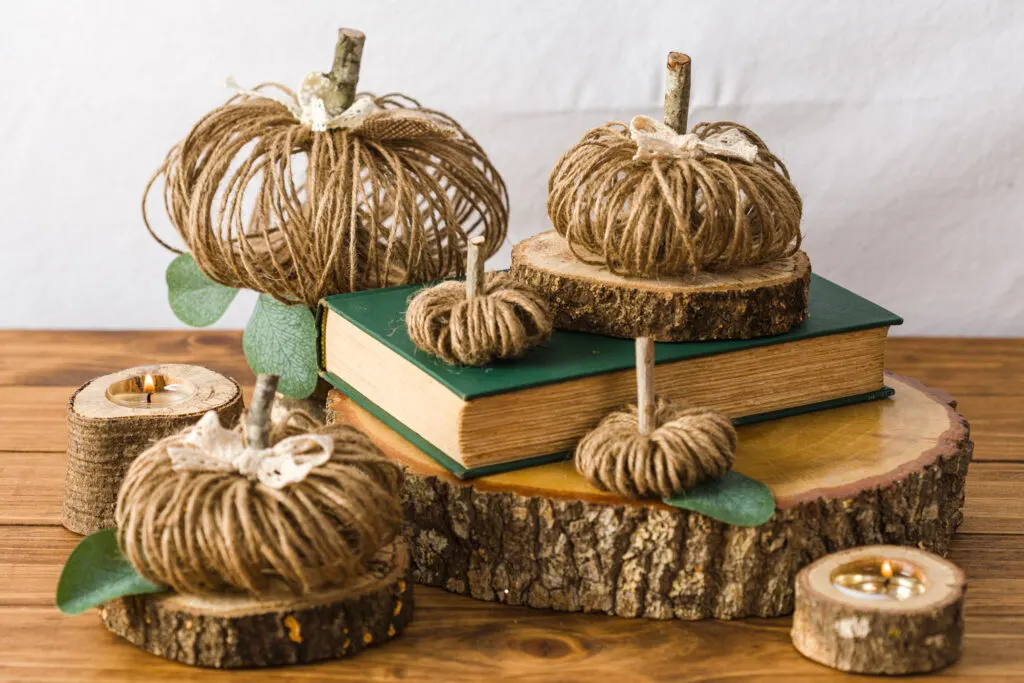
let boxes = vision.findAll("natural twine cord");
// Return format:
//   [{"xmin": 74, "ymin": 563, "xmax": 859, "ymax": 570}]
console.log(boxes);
[
  {"xmin": 548, "ymin": 121, "xmax": 802, "ymax": 278},
  {"xmin": 115, "ymin": 410, "xmax": 403, "ymax": 596},
  {"xmin": 405, "ymin": 272, "xmax": 553, "ymax": 366},
  {"xmin": 575, "ymin": 397, "xmax": 737, "ymax": 499},
  {"xmin": 143, "ymin": 88, "xmax": 508, "ymax": 307}
]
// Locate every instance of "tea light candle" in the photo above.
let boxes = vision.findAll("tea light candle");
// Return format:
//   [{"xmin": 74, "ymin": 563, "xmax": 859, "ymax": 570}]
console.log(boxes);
[
  {"xmin": 63, "ymin": 364, "xmax": 244, "ymax": 535},
  {"xmin": 792, "ymin": 545, "xmax": 966, "ymax": 675},
  {"xmin": 105, "ymin": 372, "xmax": 197, "ymax": 408}
]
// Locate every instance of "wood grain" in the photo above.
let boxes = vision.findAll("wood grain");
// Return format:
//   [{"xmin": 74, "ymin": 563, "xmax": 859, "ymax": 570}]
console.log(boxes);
[{"xmin": 0, "ymin": 333, "xmax": 1021, "ymax": 680}]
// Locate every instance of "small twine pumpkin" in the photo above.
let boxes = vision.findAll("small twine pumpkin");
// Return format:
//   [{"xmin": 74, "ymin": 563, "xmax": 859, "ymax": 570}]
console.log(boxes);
[
  {"xmin": 144, "ymin": 34, "xmax": 508, "ymax": 308},
  {"xmin": 547, "ymin": 117, "xmax": 802, "ymax": 278},
  {"xmin": 405, "ymin": 272, "xmax": 553, "ymax": 366},
  {"xmin": 575, "ymin": 397, "xmax": 737, "ymax": 499},
  {"xmin": 115, "ymin": 409, "xmax": 403, "ymax": 596}
]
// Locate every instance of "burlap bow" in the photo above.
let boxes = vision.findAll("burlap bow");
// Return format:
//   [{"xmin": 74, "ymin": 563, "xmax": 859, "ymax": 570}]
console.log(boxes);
[
  {"xmin": 226, "ymin": 72, "xmax": 456, "ymax": 139},
  {"xmin": 167, "ymin": 411, "xmax": 333, "ymax": 489},
  {"xmin": 630, "ymin": 115, "xmax": 759, "ymax": 163}
]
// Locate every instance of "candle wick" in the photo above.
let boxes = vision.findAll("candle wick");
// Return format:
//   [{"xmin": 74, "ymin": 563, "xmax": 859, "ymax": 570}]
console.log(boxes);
[{"xmin": 146, "ymin": 393, "xmax": 152, "ymax": 405}]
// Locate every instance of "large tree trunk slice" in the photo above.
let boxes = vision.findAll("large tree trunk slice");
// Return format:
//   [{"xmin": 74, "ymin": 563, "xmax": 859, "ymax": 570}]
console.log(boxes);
[
  {"xmin": 510, "ymin": 231, "xmax": 810, "ymax": 341},
  {"xmin": 326, "ymin": 374, "xmax": 971, "ymax": 620},
  {"xmin": 99, "ymin": 541, "xmax": 413, "ymax": 668}
]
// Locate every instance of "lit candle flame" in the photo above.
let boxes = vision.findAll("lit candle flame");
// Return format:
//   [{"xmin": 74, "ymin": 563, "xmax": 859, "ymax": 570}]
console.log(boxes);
[
  {"xmin": 881, "ymin": 560, "xmax": 894, "ymax": 579},
  {"xmin": 143, "ymin": 374, "xmax": 156, "ymax": 394}
]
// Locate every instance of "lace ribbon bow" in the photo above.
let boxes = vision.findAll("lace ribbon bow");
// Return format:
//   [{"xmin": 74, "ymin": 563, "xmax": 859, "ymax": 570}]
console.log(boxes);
[
  {"xmin": 226, "ymin": 72, "xmax": 382, "ymax": 132},
  {"xmin": 167, "ymin": 411, "xmax": 333, "ymax": 489},
  {"xmin": 629, "ymin": 115, "xmax": 759, "ymax": 164}
]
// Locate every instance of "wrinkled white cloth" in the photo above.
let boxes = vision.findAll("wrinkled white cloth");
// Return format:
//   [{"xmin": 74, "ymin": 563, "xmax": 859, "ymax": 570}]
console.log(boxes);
[
  {"xmin": 226, "ymin": 72, "xmax": 382, "ymax": 132},
  {"xmin": 629, "ymin": 115, "xmax": 759, "ymax": 164},
  {"xmin": 168, "ymin": 411, "xmax": 333, "ymax": 489}
]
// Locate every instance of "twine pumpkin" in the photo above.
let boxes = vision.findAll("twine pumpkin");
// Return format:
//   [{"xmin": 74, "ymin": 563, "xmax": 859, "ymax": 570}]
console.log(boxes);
[
  {"xmin": 575, "ymin": 397, "xmax": 737, "ymax": 499},
  {"xmin": 406, "ymin": 272, "xmax": 553, "ymax": 366},
  {"xmin": 547, "ymin": 116, "xmax": 802, "ymax": 278},
  {"xmin": 115, "ymin": 409, "xmax": 403, "ymax": 596},
  {"xmin": 144, "ymin": 77, "xmax": 508, "ymax": 307}
]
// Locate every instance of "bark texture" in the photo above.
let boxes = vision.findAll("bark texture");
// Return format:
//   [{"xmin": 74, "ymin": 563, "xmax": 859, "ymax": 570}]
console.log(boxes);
[
  {"xmin": 100, "ymin": 543, "xmax": 413, "ymax": 668},
  {"xmin": 62, "ymin": 367, "xmax": 244, "ymax": 535},
  {"xmin": 329, "ymin": 390, "xmax": 971, "ymax": 620},
  {"xmin": 510, "ymin": 234, "xmax": 810, "ymax": 341},
  {"xmin": 792, "ymin": 549, "xmax": 965, "ymax": 674}
]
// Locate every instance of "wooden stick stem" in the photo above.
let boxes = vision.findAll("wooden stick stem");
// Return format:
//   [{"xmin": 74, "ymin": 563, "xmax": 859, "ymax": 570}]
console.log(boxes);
[
  {"xmin": 324, "ymin": 28, "xmax": 366, "ymax": 114},
  {"xmin": 246, "ymin": 374, "xmax": 280, "ymax": 450},
  {"xmin": 635, "ymin": 337, "xmax": 655, "ymax": 435},
  {"xmin": 466, "ymin": 236, "xmax": 486, "ymax": 298},
  {"xmin": 664, "ymin": 52, "xmax": 691, "ymax": 134}
]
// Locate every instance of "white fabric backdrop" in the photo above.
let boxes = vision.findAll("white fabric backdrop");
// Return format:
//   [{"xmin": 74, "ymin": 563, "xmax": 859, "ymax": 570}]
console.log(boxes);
[{"xmin": 1, "ymin": 0, "xmax": 1021, "ymax": 334}]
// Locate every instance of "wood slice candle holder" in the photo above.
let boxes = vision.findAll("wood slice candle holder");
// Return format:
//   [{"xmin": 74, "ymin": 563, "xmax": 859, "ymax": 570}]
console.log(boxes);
[
  {"xmin": 100, "ymin": 540, "xmax": 413, "ymax": 669},
  {"xmin": 792, "ymin": 545, "xmax": 966, "ymax": 674},
  {"xmin": 327, "ymin": 374, "xmax": 971, "ymax": 619},
  {"xmin": 62, "ymin": 364, "xmax": 243, "ymax": 535},
  {"xmin": 511, "ymin": 231, "xmax": 810, "ymax": 341}
]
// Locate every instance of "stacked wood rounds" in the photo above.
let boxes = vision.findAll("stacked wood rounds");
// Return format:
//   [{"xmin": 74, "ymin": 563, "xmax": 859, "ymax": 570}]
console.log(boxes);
[
  {"xmin": 792, "ymin": 545, "xmax": 966, "ymax": 674},
  {"xmin": 62, "ymin": 364, "xmax": 243, "ymax": 535}
]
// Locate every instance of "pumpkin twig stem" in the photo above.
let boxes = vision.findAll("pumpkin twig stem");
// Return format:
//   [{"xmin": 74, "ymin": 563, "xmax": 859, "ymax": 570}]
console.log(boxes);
[
  {"xmin": 325, "ymin": 27, "xmax": 366, "ymax": 114},
  {"xmin": 465, "ymin": 236, "xmax": 486, "ymax": 299},
  {"xmin": 246, "ymin": 374, "xmax": 280, "ymax": 449},
  {"xmin": 635, "ymin": 337, "xmax": 655, "ymax": 435},
  {"xmin": 664, "ymin": 51, "xmax": 691, "ymax": 134}
]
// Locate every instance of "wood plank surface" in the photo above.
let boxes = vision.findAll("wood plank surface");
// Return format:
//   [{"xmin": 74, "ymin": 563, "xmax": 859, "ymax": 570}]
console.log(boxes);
[{"xmin": 0, "ymin": 332, "xmax": 1021, "ymax": 680}]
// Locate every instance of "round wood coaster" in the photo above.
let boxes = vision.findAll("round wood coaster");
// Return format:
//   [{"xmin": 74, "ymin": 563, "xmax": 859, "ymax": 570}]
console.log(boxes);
[
  {"xmin": 326, "ymin": 374, "xmax": 971, "ymax": 620},
  {"xmin": 510, "ymin": 231, "xmax": 810, "ymax": 341},
  {"xmin": 792, "ymin": 545, "xmax": 966, "ymax": 674},
  {"xmin": 63, "ymin": 364, "xmax": 244, "ymax": 535},
  {"xmin": 99, "ymin": 540, "xmax": 413, "ymax": 669}
]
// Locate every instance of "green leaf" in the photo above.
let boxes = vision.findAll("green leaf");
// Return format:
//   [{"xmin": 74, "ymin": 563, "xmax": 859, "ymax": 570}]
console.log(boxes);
[
  {"xmin": 663, "ymin": 471, "xmax": 776, "ymax": 527},
  {"xmin": 166, "ymin": 253, "xmax": 239, "ymax": 327},
  {"xmin": 56, "ymin": 529, "xmax": 165, "ymax": 615},
  {"xmin": 243, "ymin": 294, "xmax": 319, "ymax": 398}
]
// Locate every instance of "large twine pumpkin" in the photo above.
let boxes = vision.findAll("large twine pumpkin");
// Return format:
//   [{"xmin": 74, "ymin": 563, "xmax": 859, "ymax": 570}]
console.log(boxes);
[{"xmin": 143, "ymin": 35, "xmax": 508, "ymax": 307}]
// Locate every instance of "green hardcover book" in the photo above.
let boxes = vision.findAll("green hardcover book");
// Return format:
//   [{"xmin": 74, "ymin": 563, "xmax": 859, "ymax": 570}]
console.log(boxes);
[{"xmin": 318, "ymin": 274, "xmax": 902, "ymax": 478}]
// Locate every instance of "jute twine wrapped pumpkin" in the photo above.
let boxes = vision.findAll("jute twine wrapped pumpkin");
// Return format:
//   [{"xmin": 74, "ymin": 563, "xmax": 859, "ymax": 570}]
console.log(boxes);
[
  {"xmin": 405, "ymin": 237, "xmax": 553, "ymax": 366},
  {"xmin": 101, "ymin": 375, "xmax": 413, "ymax": 668},
  {"xmin": 574, "ymin": 338, "xmax": 737, "ymax": 499},
  {"xmin": 144, "ymin": 29, "xmax": 508, "ymax": 307},
  {"xmin": 547, "ymin": 52, "xmax": 801, "ymax": 278},
  {"xmin": 115, "ymin": 375, "xmax": 403, "ymax": 595}
]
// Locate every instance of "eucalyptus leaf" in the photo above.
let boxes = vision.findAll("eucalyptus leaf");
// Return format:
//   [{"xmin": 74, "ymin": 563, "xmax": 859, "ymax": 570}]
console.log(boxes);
[
  {"xmin": 56, "ymin": 528, "xmax": 165, "ymax": 615},
  {"xmin": 243, "ymin": 294, "xmax": 319, "ymax": 398},
  {"xmin": 166, "ymin": 253, "xmax": 239, "ymax": 327},
  {"xmin": 663, "ymin": 471, "xmax": 776, "ymax": 527}
]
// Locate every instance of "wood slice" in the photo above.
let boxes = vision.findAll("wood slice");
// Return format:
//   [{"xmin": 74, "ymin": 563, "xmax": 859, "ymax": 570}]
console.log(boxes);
[
  {"xmin": 63, "ymin": 364, "xmax": 244, "ymax": 535},
  {"xmin": 99, "ymin": 540, "xmax": 413, "ymax": 669},
  {"xmin": 326, "ymin": 374, "xmax": 971, "ymax": 620},
  {"xmin": 792, "ymin": 545, "xmax": 966, "ymax": 674},
  {"xmin": 510, "ymin": 230, "xmax": 810, "ymax": 341}
]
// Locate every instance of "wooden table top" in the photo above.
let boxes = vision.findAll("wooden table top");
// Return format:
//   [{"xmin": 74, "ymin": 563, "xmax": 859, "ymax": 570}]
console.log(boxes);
[{"xmin": 1, "ymin": 332, "xmax": 1021, "ymax": 681}]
